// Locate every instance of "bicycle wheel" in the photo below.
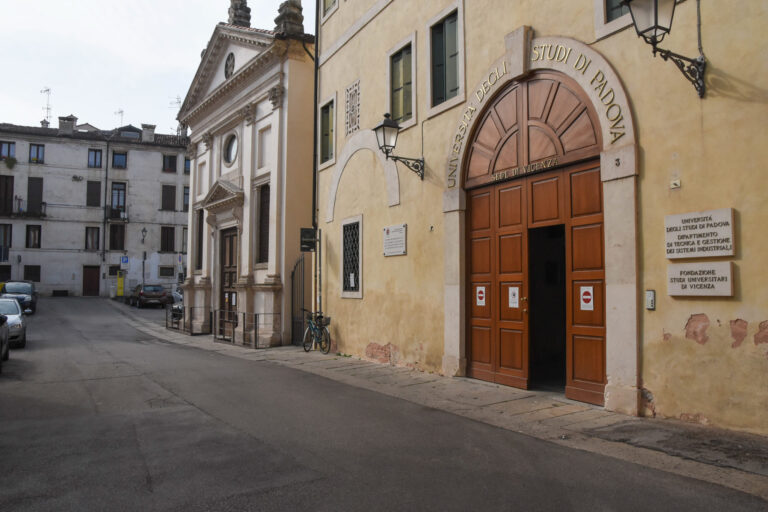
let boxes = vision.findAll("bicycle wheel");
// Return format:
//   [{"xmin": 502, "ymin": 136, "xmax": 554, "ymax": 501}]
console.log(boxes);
[
  {"xmin": 302, "ymin": 327, "xmax": 313, "ymax": 352},
  {"xmin": 319, "ymin": 327, "xmax": 331, "ymax": 354}
]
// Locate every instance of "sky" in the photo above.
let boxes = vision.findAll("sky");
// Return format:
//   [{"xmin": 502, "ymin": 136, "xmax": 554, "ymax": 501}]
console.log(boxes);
[{"xmin": 0, "ymin": 0, "xmax": 316, "ymax": 134}]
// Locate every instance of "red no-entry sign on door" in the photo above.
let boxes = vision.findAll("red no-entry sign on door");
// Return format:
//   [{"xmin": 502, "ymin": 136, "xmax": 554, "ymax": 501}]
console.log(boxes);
[
  {"xmin": 580, "ymin": 286, "xmax": 594, "ymax": 311},
  {"xmin": 476, "ymin": 286, "xmax": 486, "ymax": 306}
]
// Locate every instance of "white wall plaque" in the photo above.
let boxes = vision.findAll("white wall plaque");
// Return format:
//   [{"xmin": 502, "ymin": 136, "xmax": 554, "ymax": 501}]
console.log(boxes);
[
  {"xmin": 508, "ymin": 286, "xmax": 519, "ymax": 309},
  {"xmin": 383, "ymin": 223, "xmax": 407, "ymax": 256},
  {"xmin": 665, "ymin": 208, "xmax": 734, "ymax": 259},
  {"xmin": 667, "ymin": 261, "xmax": 734, "ymax": 296},
  {"xmin": 476, "ymin": 286, "xmax": 486, "ymax": 306},
  {"xmin": 580, "ymin": 286, "xmax": 594, "ymax": 311}
]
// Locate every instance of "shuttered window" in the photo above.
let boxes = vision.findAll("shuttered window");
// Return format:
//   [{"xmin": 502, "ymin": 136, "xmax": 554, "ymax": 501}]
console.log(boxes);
[
  {"xmin": 161, "ymin": 185, "xmax": 176, "ymax": 211},
  {"xmin": 27, "ymin": 177, "xmax": 43, "ymax": 215},
  {"xmin": 86, "ymin": 181, "xmax": 101, "ymax": 207},
  {"xmin": 161, "ymin": 226, "xmax": 175, "ymax": 252},
  {"xmin": 0, "ymin": 176, "xmax": 14, "ymax": 215},
  {"xmin": 431, "ymin": 11, "xmax": 459, "ymax": 107},
  {"xmin": 391, "ymin": 45, "xmax": 413, "ymax": 123},
  {"xmin": 110, "ymin": 224, "xmax": 125, "ymax": 251}
]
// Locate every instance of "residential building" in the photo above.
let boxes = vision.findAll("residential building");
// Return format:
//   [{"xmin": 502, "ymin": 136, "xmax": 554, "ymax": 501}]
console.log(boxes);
[
  {"xmin": 178, "ymin": 0, "xmax": 314, "ymax": 346},
  {"xmin": 0, "ymin": 116, "xmax": 189, "ymax": 296},
  {"xmin": 314, "ymin": 0, "xmax": 768, "ymax": 434}
]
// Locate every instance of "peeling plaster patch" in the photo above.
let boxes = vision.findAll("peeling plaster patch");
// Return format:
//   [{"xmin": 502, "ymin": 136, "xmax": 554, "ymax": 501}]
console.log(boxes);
[
  {"xmin": 641, "ymin": 388, "xmax": 656, "ymax": 418},
  {"xmin": 365, "ymin": 342, "xmax": 399, "ymax": 365},
  {"xmin": 662, "ymin": 330, "xmax": 671, "ymax": 342},
  {"xmin": 730, "ymin": 319, "xmax": 748, "ymax": 348},
  {"xmin": 754, "ymin": 321, "xmax": 768, "ymax": 345},
  {"xmin": 685, "ymin": 314, "xmax": 710, "ymax": 345}
]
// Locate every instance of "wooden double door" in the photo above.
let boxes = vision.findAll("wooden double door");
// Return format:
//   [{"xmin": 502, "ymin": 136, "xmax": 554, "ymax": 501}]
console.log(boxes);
[{"xmin": 467, "ymin": 161, "xmax": 606, "ymax": 405}]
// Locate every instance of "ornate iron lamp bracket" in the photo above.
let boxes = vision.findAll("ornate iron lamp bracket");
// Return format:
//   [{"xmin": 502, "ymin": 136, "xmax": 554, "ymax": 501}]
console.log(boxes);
[
  {"xmin": 653, "ymin": 45, "xmax": 707, "ymax": 98},
  {"xmin": 388, "ymin": 155, "xmax": 425, "ymax": 180}
]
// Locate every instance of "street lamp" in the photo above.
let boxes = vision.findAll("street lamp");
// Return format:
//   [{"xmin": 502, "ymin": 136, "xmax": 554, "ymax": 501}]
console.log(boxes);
[
  {"xmin": 373, "ymin": 114, "xmax": 425, "ymax": 180},
  {"xmin": 141, "ymin": 227, "xmax": 147, "ymax": 244},
  {"xmin": 623, "ymin": 0, "xmax": 706, "ymax": 97}
]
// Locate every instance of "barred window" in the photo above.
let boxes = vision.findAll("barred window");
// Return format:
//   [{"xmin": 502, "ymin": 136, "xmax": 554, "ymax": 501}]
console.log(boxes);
[{"xmin": 341, "ymin": 216, "xmax": 362, "ymax": 298}]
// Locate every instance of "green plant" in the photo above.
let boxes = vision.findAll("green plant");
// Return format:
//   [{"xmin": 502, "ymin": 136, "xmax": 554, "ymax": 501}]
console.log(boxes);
[{"xmin": 3, "ymin": 156, "xmax": 17, "ymax": 170}]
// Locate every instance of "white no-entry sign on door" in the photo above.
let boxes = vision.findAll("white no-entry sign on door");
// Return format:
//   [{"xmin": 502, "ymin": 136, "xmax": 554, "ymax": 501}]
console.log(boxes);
[
  {"xmin": 580, "ymin": 286, "xmax": 594, "ymax": 311},
  {"xmin": 476, "ymin": 286, "xmax": 486, "ymax": 306}
]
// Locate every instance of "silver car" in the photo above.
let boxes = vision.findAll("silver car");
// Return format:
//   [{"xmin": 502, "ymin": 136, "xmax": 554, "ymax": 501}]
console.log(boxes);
[{"xmin": 0, "ymin": 298, "xmax": 27, "ymax": 349}]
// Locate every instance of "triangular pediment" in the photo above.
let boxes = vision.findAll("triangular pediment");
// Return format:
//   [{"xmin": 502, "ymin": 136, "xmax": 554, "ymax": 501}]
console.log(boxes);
[
  {"xmin": 201, "ymin": 178, "xmax": 245, "ymax": 212},
  {"xmin": 179, "ymin": 23, "xmax": 274, "ymax": 123}
]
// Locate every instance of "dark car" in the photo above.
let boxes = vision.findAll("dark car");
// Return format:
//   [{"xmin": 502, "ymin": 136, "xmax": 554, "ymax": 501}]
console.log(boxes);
[
  {"xmin": 1, "ymin": 281, "xmax": 38, "ymax": 313},
  {"xmin": 0, "ymin": 314, "xmax": 10, "ymax": 374},
  {"xmin": 129, "ymin": 284, "xmax": 171, "ymax": 308}
]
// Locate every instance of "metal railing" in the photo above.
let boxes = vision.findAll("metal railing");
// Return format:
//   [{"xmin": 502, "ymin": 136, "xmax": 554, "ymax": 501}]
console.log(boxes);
[
  {"xmin": 165, "ymin": 305, "xmax": 212, "ymax": 335},
  {"xmin": 212, "ymin": 309, "xmax": 281, "ymax": 348},
  {"xmin": 0, "ymin": 198, "xmax": 46, "ymax": 218}
]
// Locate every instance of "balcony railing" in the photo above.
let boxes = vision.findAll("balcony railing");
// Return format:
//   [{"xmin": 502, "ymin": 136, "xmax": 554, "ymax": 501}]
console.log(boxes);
[
  {"xmin": 107, "ymin": 205, "xmax": 128, "ymax": 221},
  {"xmin": 0, "ymin": 198, "xmax": 47, "ymax": 218}
]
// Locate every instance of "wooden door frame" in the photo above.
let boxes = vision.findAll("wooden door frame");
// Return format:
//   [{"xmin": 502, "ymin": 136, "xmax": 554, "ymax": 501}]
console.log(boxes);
[{"xmin": 443, "ymin": 32, "xmax": 640, "ymax": 415}]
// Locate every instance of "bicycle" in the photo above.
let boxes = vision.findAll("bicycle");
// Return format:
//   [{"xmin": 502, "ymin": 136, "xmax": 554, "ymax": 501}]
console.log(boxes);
[{"xmin": 302, "ymin": 308, "xmax": 331, "ymax": 354}]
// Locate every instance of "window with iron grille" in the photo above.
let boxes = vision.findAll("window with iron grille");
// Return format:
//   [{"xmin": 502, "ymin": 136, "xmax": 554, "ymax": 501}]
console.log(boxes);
[
  {"xmin": 161, "ymin": 226, "xmax": 175, "ymax": 252},
  {"xmin": 341, "ymin": 216, "xmax": 362, "ymax": 297},
  {"xmin": 345, "ymin": 80, "xmax": 360, "ymax": 136},
  {"xmin": 26, "ymin": 225, "xmax": 41, "ymax": 248},
  {"xmin": 24, "ymin": 265, "xmax": 40, "ymax": 282},
  {"xmin": 29, "ymin": 144, "xmax": 45, "ymax": 164},
  {"xmin": 257, "ymin": 184, "xmax": 270, "ymax": 264}
]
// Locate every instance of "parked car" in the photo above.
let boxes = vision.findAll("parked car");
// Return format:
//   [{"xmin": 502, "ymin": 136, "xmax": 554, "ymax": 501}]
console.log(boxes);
[
  {"xmin": 128, "ymin": 284, "xmax": 171, "ymax": 308},
  {"xmin": 0, "ymin": 298, "xmax": 27, "ymax": 348},
  {"xmin": 0, "ymin": 281, "xmax": 38, "ymax": 313},
  {"xmin": 171, "ymin": 291, "xmax": 183, "ymax": 319},
  {"xmin": 0, "ymin": 313, "xmax": 9, "ymax": 374}
]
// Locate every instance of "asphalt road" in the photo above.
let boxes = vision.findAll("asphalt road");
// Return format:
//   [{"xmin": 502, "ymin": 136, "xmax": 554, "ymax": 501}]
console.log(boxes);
[{"xmin": 0, "ymin": 297, "xmax": 765, "ymax": 511}]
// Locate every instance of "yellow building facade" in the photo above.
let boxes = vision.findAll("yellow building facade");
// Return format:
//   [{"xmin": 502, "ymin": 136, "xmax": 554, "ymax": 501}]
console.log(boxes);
[{"xmin": 315, "ymin": 0, "xmax": 768, "ymax": 434}]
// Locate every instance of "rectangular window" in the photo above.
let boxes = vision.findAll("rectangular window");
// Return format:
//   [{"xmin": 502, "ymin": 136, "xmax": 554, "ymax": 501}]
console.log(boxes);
[
  {"xmin": 391, "ymin": 45, "xmax": 413, "ymax": 123},
  {"xmin": 0, "ymin": 224, "xmax": 11, "ymax": 262},
  {"xmin": 110, "ymin": 224, "xmax": 125, "ymax": 251},
  {"xmin": 29, "ymin": 144, "xmax": 45, "ymax": 164},
  {"xmin": 161, "ymin": 185, "xmax": 176, "ymax": 211},
  {"xmin": 0, "ymin": 176, "xmax": 13, "ymax": 215},
  {"xmin": 182, "ymin": 227, "xmax": 188, "ymax": 254},
  {"xmin": 25, "ymin": 225, "xmax": 41, "ymax": 249},
  {"xmin": 88, "ymin": 149, "xmax": 102, "ymax": 168},
  {"xmin": 184, "ymin": 157, "xmax": 191, "ymax": 174},
  {"xmin": 163, "ymin": 154, "xmax": 177, "ymax": 173},
  {"xmin": 183, "ymin": 186, "xmax": 189, "ymax": 212},
  {"xmin": 161, "ymin": 226, "xmax": 175, "ymax": 252},
  {"xmin": 605, "ymin": 0, "xmax": 630, "ymax": 22},
  {"xmin": 341, "ymin": 217, "xmax": 362, "ymax": 297},
  {"xmin": 195, "ymin": 209, "xmax": 204, "ymax": 270},
  {"xmin": 86, "ymin": 180, "xmax": 101, "ymax": 207},
  {"xmin": 323, "ymin": 0, "xmax": 336, "ymax": 14},
  {"xmin": 23, "ymin": 265, "xmax": 40, "ymax": 282},
  {"xmin": 0, "ymin": 265, "xmax": 10, "ymax": 281},
  {"xmin": 431, "ymin": 10, "xmax": 459, "ymax": 107},
  {"xmin": 111, "ymin": 182, "xmax": 126, "ymax": 218},
  {"xmin": 85, "ymin": 227, "xmax": 99, "ymax": 251},
  {"xmin": 112, "ymin": 151, "xmax": 127, "ymax": 169},
  {"xmin": 159, "ymin": 266, "xmax": 175, "ymax": 278},
  {"xmin": 108, "ymin": 265, "xmax": 120, "ymax": 276},
  {"xmin": 0, "ymin": 141, "xmax": 15, "ymax": 160},
  {"xmin": 27, "ymin": 177, "xmax": 43, "ymax": 215},
  {"xmin": 257, "ymin": 184, "xmax": 270, "ymax": 264},
  {"xmin": 320, "ymin": 101, "xmax": 334, "ymax": 164}
]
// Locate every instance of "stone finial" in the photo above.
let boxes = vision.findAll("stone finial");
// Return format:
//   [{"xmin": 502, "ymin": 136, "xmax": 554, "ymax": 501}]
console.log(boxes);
[
  {"xmin": 228, "ymin": 0, "xmax": 251, "ymax": 27},
  {"xmin": 274, "ymin": 0, "xmax": 304, "ymax": 37}
]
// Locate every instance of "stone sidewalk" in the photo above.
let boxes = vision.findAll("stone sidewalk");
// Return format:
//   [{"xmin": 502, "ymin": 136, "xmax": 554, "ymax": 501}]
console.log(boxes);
[{"xmin": 110, "ymin": 300, "xmax": 768, "ymax": 501}]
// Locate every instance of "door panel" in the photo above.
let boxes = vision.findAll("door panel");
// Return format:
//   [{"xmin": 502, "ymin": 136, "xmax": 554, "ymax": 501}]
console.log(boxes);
[{"xmin": 571, "ymin": 224, "xmax": 604, "ymax": 270}]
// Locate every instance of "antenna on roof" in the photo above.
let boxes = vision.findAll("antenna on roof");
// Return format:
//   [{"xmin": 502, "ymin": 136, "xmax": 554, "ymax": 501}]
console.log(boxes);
[
  {"xmin": 114, "ymin": 109, "xmax": 124, "ymax": 126},
  {"xmin": 40, "ymin": 87, "xmax": 52, "ymax": 124},
  {"xmin": 169, "ymin": 95, "xmax": 182, "ymax": 110}
]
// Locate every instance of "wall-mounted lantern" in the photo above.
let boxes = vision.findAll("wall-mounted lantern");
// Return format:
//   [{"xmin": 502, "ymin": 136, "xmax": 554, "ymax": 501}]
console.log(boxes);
[
  {"xmin": 624, "ymin": 0, "xmax": 706, "ymax": 97},
  {"xmin": 373, "ymin": 114, "xmax": 425, "ymax": 180}
]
